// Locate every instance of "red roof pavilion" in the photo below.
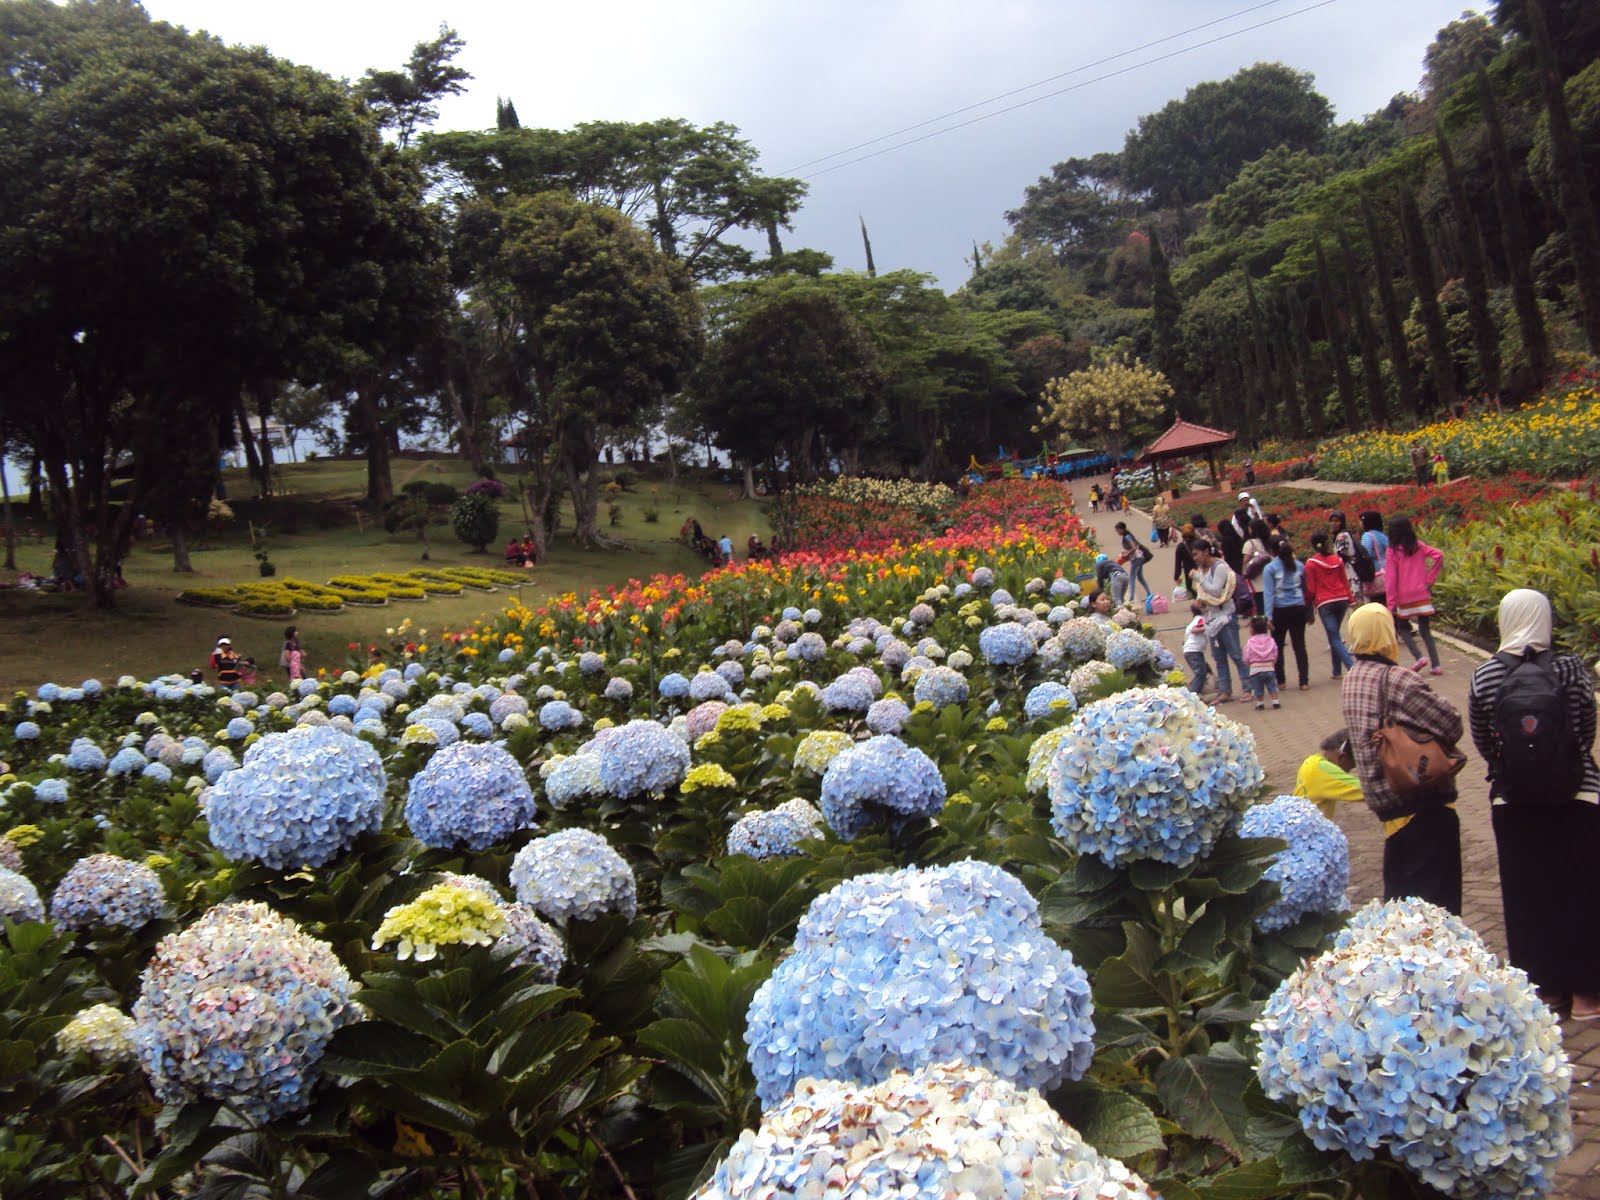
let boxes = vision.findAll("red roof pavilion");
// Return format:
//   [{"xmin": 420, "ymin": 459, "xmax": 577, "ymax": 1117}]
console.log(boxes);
[{"xmin": 1139, "ymin": 418, "xmax": 1236, "ymax": 490}]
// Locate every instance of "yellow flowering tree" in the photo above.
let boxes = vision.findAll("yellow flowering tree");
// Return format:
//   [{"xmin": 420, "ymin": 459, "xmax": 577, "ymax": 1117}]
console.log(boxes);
[{"xmin": 1036, "ymin": 357, "xmax": 1173, "ymax": 456}]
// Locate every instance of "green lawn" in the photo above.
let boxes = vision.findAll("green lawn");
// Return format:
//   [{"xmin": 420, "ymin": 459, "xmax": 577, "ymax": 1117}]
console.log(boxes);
[{"xmin": 0, "ymin": 458, "xmax": 769, "ymax": 693}]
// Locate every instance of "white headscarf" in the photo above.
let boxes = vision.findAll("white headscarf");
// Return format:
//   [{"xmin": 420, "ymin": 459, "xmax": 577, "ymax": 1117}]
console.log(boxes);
[{"xmin": 1497, "ymin": 589, "xmax": 1552, "ymax": 657}]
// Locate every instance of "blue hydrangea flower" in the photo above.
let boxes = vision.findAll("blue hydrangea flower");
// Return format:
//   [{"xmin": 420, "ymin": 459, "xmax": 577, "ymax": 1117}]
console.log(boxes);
[
  {"xmin": 821, "ymin": 674, "xmax": 875, "ymax": 714},
  {"xmin": 13, "ymin": 721, "xmax": 39, "ymax": 740},
  {"xmin": 990, "ymin": 588, "xmax": 1016, "ymax": 607},
  {"xmin": 538, "ymin": 700, "xmax": 583, "ymax": 731},
  {"xmin": 34, "ymin": 778, "xmax": 69, "ymax": 804},
  {"xmin": 865, "ymin": 697, "xmax": 911, "ymax": 735},
  {"xmin": 498, "ymin": 647, "xmax": 516, "ymax": 663},
  {"xmin": 658, "ymin": 672, "xmax": 690, "ymax": 700},
  {"xmin": 578, "ymin": 651, "xmax": 605, "ymax": 674},
  {"xmin": 1024, "ymin": 682, "xmax": 1077, "ymax": 721},
  {"xmin": 879, "ymin": 638, "xmax": 911, "ymax": 669},
  {"xmin": 405, "ymin": 741, "xmax": 538, "ymax": 851},
  {"xmin": 1105, "ymin": 628, "xmax": 1156, "ymax": 671},
  {"xmin": 224, "ymin": 717, "xmax": 254, "ymax": 740},
  {"xmin": 459, "ymin": 712, "xmax": 492, "ymax": 738},
  {"xmin": 542, "ymin": 753, "xmax": 604, "ymax": 809},
  {"xmin": 510, "ymin": 829, "xmax": 637, "ymax": 923},
  {"xmin": 1238, "ymin": 796, "xmax": 1349, "ymax": 932},
  {"xmin": 1257, "ymin": 898, "xmax": 1570, "ymax": 1199},
  {"xmin": 689, "ymin": 671, "xmax": 734, "ymax": 703},
  {"xmin": 788, "ymin": 632, "xmax": 826, "ymax": 662},
  {"xmin": 595, "ymin": 719, "xmax": 690, "ymax": 798},
  {"xmin": 745, "ymin": 862, "xmax": 1095, "ymax": 1108},
  {"xmin": 49, "ymin": 854, "xmax": 165, "ymax": 930},
  {"xmin": 1048, "ymin": 686, "xmax": 1264, "ymax": 870},
  {"xmin": 911, "ymin": 665, "xmax": 967, "ymax": 709},
  {"xmin": 141, "ymin": 761, "xmax": 174, "ymax": 786},
  {"xmin": 325, "ymin": 694, "xmax": 356, "ymax": 717},
  {"xmin": 1058, "ymin": 617, "xmax": 1108, "ymax": 660},
  {"xmin": 1067, "ymin": 660, "xmax": 1119, "ymax": 697},
  {"xmin": 978, "ymin": 622, "xmax": 1035, "ymax": 667},
  {"xmin": 498, "ymin": 902, "xmax": 566, "ymax": 981},
  {"xmin": 715, "ymin": 660, "xmax": 745, "ymax": 687},
  {"xmin": 106, "ymin": 747, "xmax": 148, "ymax": 777},
  {"xmin": 0, "ymin": 866, "xmax": 44, "ymax": 922},
  {"xmin": 1050, "ymin": 577, "xmax": 1081, "ymax": 597},
  {"xmin": 64, "ymin": 738, "xmax": 107, "ymax": 771},
  {"xmin": 490, "ymin": 694, "xmax": 529, "ymax": 725},
  {"xmin": 727, "ymin": 799, "xmax": 824, "ymax": 859},
  {"xmin": 819, "ymin": 735, "xmax": 946, "ymax": 840},
  {"xmin": 698, "ymin": 1064, "xmax": 1154, "ymax": 1200},
  {"xmin": 205, "ymin": 726, "xmax": 386, "ymax": 871},
  {"xmin": 970, "ymin": 567, "xmax": 995, "ymax": 588},
  {"xmin": 81, "ymin": 679, "xmax": 103, "ymax": 696},
  {"xmin": 37, "ymin": 682, "xmax": 62, "ymax": 702},
  {"xmin": 132, "ymin": 901, "xmax": 358, "ymax": 1122},
  {"xmin": 781, "ymin": 606, "xmax": 802, "ymax": 621},
  {"xmin": 603, "ymin": 677, "xmax": 634, "ymax": 702},
  {"xmin": 202, "ymin": 746, "xmax": 238, "ymax": 784}
]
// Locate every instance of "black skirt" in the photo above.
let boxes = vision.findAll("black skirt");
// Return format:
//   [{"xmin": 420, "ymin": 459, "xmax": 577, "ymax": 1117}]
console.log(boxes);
[
  {"xmin": 1383, "ymin": 803, "xmax": 1462, "ymax": 916},
  {"xmin": 1492, "ymin": 800, "xmax": 1600, "ymax": 994}
]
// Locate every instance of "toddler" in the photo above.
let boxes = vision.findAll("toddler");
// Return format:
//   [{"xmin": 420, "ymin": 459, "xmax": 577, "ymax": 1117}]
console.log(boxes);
[
  {"xmin": 1243, "ymin": 616, "xmax": 1281, "ymax": 709},
  {"xmin": 1182, "ymin": 602, "xmax": 1210, "ymax": 695}
]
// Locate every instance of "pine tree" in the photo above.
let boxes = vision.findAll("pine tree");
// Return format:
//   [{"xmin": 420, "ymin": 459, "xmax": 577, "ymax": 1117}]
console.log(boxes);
[
  {"xmin": 1287, "ymin": 287, "xmax": 1324, "ymax": 437},
  {"xmin": 1337, "ymin": 228, "xmax": 1390, "ymax": 426},
  {"xmin": 1525, "ymin": 0, "xmax": 1600, "ymax": 353},
  {"xmin": 1313, "ymin": 234, "xmax": 1360, "ymax": 430},
  {"xmin": 1360, "ymin": 193, "xmax": 1420, "ymax": 421},
  {"xmin": 1476, "ymin": 68, "xmax": 1550, "ymax": 387},
  {"xmin": 1149, "ymin": 230, "xmax": 1186, "ymax": 402},
  {"xmin": 1434, "ymin": 123, "xmax": 1502, "ymax": 397},
  {"xmin": 1398, "ymin": 188, "xmax": 1459, "ymax": 414},
  {"xmin": 1243, "ymin": 273, "xmax": 1276, "ymax": 439},
  {"xmin": 1270, "ymin": 297, "xmax": 1305, "ymax": 438}
]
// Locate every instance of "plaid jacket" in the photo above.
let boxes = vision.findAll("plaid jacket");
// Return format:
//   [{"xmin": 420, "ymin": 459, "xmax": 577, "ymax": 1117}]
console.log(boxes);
[{"xmin": 1342, "ymin": 658, "xmax": 1464, "ymax": 817}]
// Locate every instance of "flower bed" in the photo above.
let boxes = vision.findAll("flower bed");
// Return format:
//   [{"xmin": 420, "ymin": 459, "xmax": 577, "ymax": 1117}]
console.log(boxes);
[{"xmin": 0, "ymin": 475, "xmax": 1568, "ymax": 1200}]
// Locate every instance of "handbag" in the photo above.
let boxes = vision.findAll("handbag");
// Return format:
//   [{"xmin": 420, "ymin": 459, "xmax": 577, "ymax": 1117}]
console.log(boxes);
[{"xmin": 1372, "ymin": 667, "xmax": 1466, "ymax": 794}]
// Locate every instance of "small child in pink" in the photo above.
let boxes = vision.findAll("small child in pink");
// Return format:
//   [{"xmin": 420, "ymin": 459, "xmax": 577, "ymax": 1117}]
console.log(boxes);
[{"xmin": 1243, "ymin": 616, "xmax": 1281, "ymax": 710}]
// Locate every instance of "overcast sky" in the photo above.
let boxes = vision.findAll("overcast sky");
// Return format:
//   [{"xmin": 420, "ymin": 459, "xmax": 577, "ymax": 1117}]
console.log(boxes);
[{"xmin": 144, "ymin": 1, "xmax": 1478, "ymax": 288}]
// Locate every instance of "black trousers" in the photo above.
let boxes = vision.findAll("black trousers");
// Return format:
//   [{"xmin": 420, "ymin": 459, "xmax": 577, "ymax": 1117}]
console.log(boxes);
[
  {"xmin": 1271, "ymin": 604, "xmax": 1309, "ymax": 687},
  {"xmin": 1382, "ymin": 803, "xmax": 1462, "ymax": 915}
]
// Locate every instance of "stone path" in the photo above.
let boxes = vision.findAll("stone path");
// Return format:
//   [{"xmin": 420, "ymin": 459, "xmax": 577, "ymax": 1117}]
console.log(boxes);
[{"xmin": 1074, "ymin": 479, "xmax": 1600, "ymax": 1198}]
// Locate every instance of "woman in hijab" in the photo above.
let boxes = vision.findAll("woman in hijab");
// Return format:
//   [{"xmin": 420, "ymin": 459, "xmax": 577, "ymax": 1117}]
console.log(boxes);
[
  {"xmin": 1340, "ymin": 603, "xmax": 1465, "ymax": 913},
  {"xmin": 1173, "ymin": 524, "xmax": 1198, "ymax": 595},
  {"xmin": 1468, "ymin": 589, "xmax": 1600, "ymax": 1019},
  {"xmin": 1217, "ymin": 515, "xmax": 1245, "ymax": 576}
]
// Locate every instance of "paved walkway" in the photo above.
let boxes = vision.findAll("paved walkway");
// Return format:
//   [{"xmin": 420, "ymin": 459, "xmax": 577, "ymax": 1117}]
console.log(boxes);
[{"xmin": 1073, "ymin": 480, "xmax": 1600, "ymax": 1197}]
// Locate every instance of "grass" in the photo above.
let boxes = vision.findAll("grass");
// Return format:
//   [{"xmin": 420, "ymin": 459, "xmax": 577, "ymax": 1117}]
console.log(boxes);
[{"xmin": 0, "ymin": 457, "xmax": 769, "ymax": 693}]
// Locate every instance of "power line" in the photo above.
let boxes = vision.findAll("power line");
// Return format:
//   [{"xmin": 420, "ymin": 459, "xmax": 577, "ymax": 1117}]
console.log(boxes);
[
  {"xmin": 781, "ymin": 0, "xmax": 1295, "ymax": 175},
  {"xmin": 792, "ymin": 0, "xmax": 1341, "ymax": 182}
]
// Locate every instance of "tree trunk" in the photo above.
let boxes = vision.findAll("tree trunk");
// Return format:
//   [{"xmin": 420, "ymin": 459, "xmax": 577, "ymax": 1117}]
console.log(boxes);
[
  {"xmin": 256, "ymin": 397, "xmax": 275, "ymax": 497},
  {"xmin": 354, "ymin": 381, "xmax": 394, "ymax": 506},
  {"xmin": 1525, "ymin": 0, "xmax": 1600, "ymax": 355},
  {"xmin": 1271, "ymin": 302, "xmax": 1305, "ymax": 438},
  {"xmin": 1288, "ymin": 288, "xmax": 1323, "ymax": 438},
  {"xmin": 171, "ymin": 522, "xmax": 194, "ymax": 573},
  {"xmin": 1398, "ymin": 189, "xmax": 1459, "ymax": 414},
  {"xmin": 1360, "ymin": 193, "xmax": 1420, "ymax": 421},
  {"xmin": 234, "ymin": 393, "xmax": 263, "ymax": 495},
  {"xmin": 741, "ymin": 461, "xmax": 756, "ymax": 500},
  {"xmin": 1313, "ymin": 235, "xmax": 1360, "ymax": 431},
  {"xmin": 1337, "ymin": 228, "xmax": 1389, "ymax": 427},
  {"xmin": 563, "ymin": 429, "xmax": 604, "ymax": 548},
  {"xmin": 447, "ymin": 378, "xmax": 493, "ymax": 478},
  {"xmin": 27, "ymin": 457, "xmax": 42, "ymax": 517},
  {"xmin": 1435, "ymin": 124, "xmax": 1502, "ymax": 398},
  {"xmin": 1477, "ymin": 68, "xmax": 1550, "ymax": 390},
  {"xmin": 1, "ymin": 452, "xmax": 15, "ymax": 571}
]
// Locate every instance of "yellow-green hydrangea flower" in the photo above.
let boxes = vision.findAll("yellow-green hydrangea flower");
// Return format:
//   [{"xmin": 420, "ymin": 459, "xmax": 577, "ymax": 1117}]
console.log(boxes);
[
  {"xmin": 400, "ymin": 723, "xmax": 440, "ymax": 746},
  {"xmin": 760, "ymin": 704, "xmax": 792, "ymax": 723},
  {"xmin": 372, "ymin": 883, "xmax": 509, "ymax": 962},
  {"xmin": 717, "ymin": 706, "xmax": 763, "ymax": 734},
  {"xmin": 58, "ymin": 1004, "xmax": 137, "ymax": 1065},
  {"xmin": 5, "ymin": 825, "xmax": 44, "ymax": 849},
  {"xmin": 793, "ymin": 730, "xmax": 854, "ymax": 776},
  {"xmin": 681, "ymin": 763, "xmax": 738, "ymax": 793},
  {"xmin": 985, "ymin": 717, "xmax": 1009, "ymax": 733}
]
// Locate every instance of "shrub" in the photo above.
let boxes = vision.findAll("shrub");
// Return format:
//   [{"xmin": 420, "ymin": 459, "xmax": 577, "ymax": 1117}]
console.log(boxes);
[
  {"xmin": 423, "ymin": 481, "xmax": 459, "ymax": 505},
  {"xmin": 465, "ymin": 477, "xmax": 506, "ymax": 499}
]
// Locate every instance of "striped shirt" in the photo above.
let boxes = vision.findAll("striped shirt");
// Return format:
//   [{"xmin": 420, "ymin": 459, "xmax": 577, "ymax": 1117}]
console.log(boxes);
[{"xmin": 1468, "ymin": 650, "xmax": 1600, "ymax": 800}]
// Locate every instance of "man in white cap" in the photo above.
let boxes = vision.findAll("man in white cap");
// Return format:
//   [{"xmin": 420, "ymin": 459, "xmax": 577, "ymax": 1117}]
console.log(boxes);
[
  {"xmin": 208, "ymin": 637, "xmax": 232, "ymax": 673},
  {"xmin": 1239, "ymin": 491, "xmax": 1265, "ymax": 525}
]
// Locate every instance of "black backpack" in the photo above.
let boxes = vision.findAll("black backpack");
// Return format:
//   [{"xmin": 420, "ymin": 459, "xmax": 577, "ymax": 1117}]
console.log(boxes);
[
  {"xmin": 1347, "ymin": 537, "xmax": 1377, "ymax": 584},
  {"xmin": 1493, "ymin": 650, "xmax": 1583, "ymax": 806}
]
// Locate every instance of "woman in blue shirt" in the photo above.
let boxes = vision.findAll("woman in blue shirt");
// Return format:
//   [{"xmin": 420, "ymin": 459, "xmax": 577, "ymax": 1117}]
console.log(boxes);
[
  {"xmin": 1358, "ymin": 510, "xmax": 1389, "ymax": 607},
  {"xmin": 1262, "ymin": 538, "xmax": 1310, "ymax": 690}
]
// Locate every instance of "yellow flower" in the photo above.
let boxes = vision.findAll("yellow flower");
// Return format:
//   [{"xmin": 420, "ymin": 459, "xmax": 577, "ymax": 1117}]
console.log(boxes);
[
  {"xmin": 4, "ymin": 824, "xmax": 45, "ymax": 848},
  {"xmin": 680, "ymin": 763, "xmax": 737, "ymax": 793}
]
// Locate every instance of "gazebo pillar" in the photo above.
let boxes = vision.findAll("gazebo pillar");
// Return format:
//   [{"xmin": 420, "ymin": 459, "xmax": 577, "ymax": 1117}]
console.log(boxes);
[{"xmin": 1207, "ymin": 451, "xmax": 1220, "ymax": 490}]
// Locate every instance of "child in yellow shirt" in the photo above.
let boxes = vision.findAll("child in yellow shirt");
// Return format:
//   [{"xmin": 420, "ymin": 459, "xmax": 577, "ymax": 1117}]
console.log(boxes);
[{"xmin": 1294, "ymin": 731, "xmax": 1363, "ymax": 821}]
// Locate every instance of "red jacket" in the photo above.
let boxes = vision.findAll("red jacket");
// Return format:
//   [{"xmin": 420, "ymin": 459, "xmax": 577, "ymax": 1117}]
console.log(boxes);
[{"xmin": 1303, "ymin": 553, "xmax": 1353, "ymax": 610}]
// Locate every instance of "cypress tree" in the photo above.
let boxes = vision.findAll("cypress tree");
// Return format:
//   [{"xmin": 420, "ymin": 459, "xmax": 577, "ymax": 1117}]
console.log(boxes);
[
  {"xmin": 1313, "ymin": 234, "xmax": 1360, "ymax": 430},
  {"xmin": 1398, "ymin": 188, "xmax": 1459, "ymax": 414},
  {"xmin": 1287, "ymin": 287, "xmax": 1324, "ymax": 437},
  {"xmin": 1149, "ymin": 230, "xmax": 1186, "ymax": 400},
  {"xmin": 1269, "ymin": 297, "xmax": 1305, "ymax": 438},
  {"xmin": 1337, "ymin": 228, "xmax": 1390, "ymax": 427},
  {"xmin": 1476, "ymin": 67, "xmax": 1550, "ymax": 387},
  {"xmin": 1360, "ymin": 193, "xmax": 1420, "ymax": 421},
  {"xmin": 1231, "ymin": 323, "xmax": 1260, "ymax": 443},
  {"xmin": 1243, "ymin": 273, "xmax": 1276, "ymax": 438},
  {"xmin": 1525, "ymin": 0, "xmax": 1600, "ymax": 353},
  {"xmin": 1434, "ymin": 123, "xmax": 1502, "ymax": 397}
]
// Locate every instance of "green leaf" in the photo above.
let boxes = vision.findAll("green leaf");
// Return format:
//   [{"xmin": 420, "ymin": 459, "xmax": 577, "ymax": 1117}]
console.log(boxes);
[
  {"xmin": 1050, "ymin": 1081, "xmax": 1164, "ymax": 1160},
  {"xmin": 1274, "ymin": 1126, "xmax": 1344, "ymax": 1184},
  {"xmin": 1155, "ymin": 1053, "xmax": 1254, "ymax": 1156},
  {"xmin": 298, "ymin": 1152, "xmax": 382, "ymax": 1198},
  {"xmin": 638, "ymin": 1017, "xmax": 728, "ymax": 1100},
  {"xmin": 1128, "ymin": 858, "xmax": 1197, "ymax": 890},
  {"xmin": 703, "ymin": 897, "xmax": 771, "ymax": 949},
  {"xmin": 1190, "ymin": 1158, "xmax": 1283, "ymax": 1200},
  {"xmin": 132, "ymin": 1102, "xmax": 228, "ymax": 1195},
  {"xmin": 1093, "ymin": 923, "xmax": 1172, "ymax": 1009},
  {"xmin": 322, "ymin": 1022, "xmax": 432, "ymax": 1079}
]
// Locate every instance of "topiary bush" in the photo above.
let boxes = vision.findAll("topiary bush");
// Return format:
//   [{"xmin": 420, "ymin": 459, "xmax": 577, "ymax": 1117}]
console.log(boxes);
[{"xmin": 450, "ymin": 492, "xmax": 499, "ymax": 552}]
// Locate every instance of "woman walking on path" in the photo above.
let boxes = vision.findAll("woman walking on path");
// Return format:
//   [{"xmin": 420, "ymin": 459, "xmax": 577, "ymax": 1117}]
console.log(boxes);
[
  {"xmin": 1304, "ymin": 533, "xmax": 1355, "ymax": 679},
  {"xmin": 1192, "ymin": 540, "xmax": 1248, "ymax": 704},
  {"xmin": 1114, "ymin": 521, "xmax": 1154, "ymax": 601},
  {"xmin": 1328, "ymin": 510, "xmax": 1362, "ymax": 599},
  {"xmin": 1342, "ymin": 603, "xmax": 1465, "ymax": 914},
  {"xmin": 1152, "ymin": 495, "xmax": 1174, "ymax": 547},
  {"xmin": 1468, "ymin": 589, "xmax": 1600, "ymax": 1018},
  {"xmin": 1385, "ymin": 516, "xmax": 1445, "ymax": 675},
  {"xmin": 1358, "ymin": 510, "xmax": 1388, "ymax": 608},
  {"xmin": 1261, "ymin": 539, "xmax": 1310, "ymax": 690}
]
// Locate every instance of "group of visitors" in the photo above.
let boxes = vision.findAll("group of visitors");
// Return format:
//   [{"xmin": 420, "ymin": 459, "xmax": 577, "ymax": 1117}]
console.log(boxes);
[
  {"xmin": 504, "ymin": 536, "xmax": 540, "ymax": 568},
  {"xmin": 677, "ymin": 517, "xmax": 766, "ymax": 565},
  {"xmin": 1087, "ymin": 480, "xmax": 1125, "ymax": 513},
  {"xmin": 1409, "ymin": 440, "xmax": 1451, "ymax": 488}
]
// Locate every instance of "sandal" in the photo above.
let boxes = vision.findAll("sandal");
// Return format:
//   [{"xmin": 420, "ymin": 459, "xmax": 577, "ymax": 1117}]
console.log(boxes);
[
  {"xmin": 1298, "ymin": 683, "xmax": 1310, "ymax": 691},
  {"xmin": 1212, "ymin": 693, "xmax": 1234, "ymax": 704}
]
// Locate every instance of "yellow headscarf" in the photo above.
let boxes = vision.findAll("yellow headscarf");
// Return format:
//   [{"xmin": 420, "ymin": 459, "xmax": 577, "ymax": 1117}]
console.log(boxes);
[{"xmin": 1345, "ymin": 603, "xmax": 1400, "ymax": 664}]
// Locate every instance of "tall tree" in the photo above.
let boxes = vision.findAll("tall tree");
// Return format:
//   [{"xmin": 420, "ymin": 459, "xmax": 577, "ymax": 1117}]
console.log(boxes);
[
  {"xmin": 1524, "ymin": 0, "xmax": 1600, "ymax": 353},
  {"xmin": 357, "ymin": 24, "xmax": 471, "ymax": 149},
  {"xmin": 1434, "ymin": 124, "xmax": 1503, "ymax": 397},
  {"xmin": 1243, "ymin": 273, "xmax": 1277, "ymax": 439},
  {"xmin": 1269, "ymin": 297, "xmax": 1305, "ymax": 438},
  {"xmin": 1359, "ymin": 193, "xmax": 1421, "ymax": 421},
  {"xmin": 1312, "ymin": 235, "xmax": 1360, "ymax": 430},
  {"xmin": 1286, "ymin": 287, "xmax": 1323, "ymax": 438},
  {"xmin": 1476, "ymin": 67, "xmax": 1551, "ymax": 388},
  {"xmin": 1337, "ymin": 228, "xmax": 1390, "ymax": 426},
  {"xmin": 1036, "ymin": 357, "xmax": 1172, "ymax": 457},
  {"xmin": 1148, "ymin": 230, "xmax": 1186, "ymax": 409},
  {"xmin": 1397, "ymin": 189, "xmax": 1459, "ymax": 414},
  {"xmin": 1005, "ymin": 151, "xmax": 1141, "ymax": 280}
]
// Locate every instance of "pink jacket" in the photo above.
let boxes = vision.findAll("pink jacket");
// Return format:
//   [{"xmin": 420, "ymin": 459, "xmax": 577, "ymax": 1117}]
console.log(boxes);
[{"xmin": 1385, "ymin": 541, "xmax": 1443, "ymax": 609}]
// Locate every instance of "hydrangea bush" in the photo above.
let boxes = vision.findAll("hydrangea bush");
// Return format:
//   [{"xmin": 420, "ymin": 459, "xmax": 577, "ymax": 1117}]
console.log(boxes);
[
  {"xmin": 510, "ymin": 829, "xmax": 637, "ymax": 923},
  {"xmin": 404, "ymin": 741, "xmax": 538, "ymax": 850},
  {"xmin": 818, "ymin": 735, "xmax": 947, "ymax": 840},
  {"xmin": 49, "ymin": 854, "xmax": 165, "ymax": 931},
  {"xmin": 1237, "ymin": 796, "xmax": 1349, "ymax": 932}
]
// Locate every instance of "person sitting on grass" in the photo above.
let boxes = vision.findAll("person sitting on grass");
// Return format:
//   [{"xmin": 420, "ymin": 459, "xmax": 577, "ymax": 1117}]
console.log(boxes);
[{"xmin": 1294, "ymin": 731, "xmax": 1363, "ymax": 821}]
